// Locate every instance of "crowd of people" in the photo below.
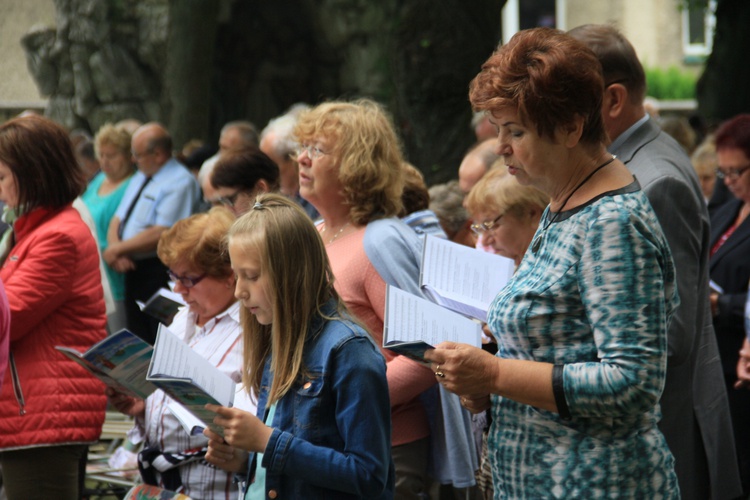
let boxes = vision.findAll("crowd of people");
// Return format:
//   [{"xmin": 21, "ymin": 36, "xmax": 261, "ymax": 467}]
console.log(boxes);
[{"xmin": 0, "ymin": 22, "xmax": 749, "ymax": 500}]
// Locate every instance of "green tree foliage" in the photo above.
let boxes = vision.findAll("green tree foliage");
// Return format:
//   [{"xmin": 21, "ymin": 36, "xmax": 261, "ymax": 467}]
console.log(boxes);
[{"xmin": 645, "ymin": 66, "xmax": 697, "ymax": 100}]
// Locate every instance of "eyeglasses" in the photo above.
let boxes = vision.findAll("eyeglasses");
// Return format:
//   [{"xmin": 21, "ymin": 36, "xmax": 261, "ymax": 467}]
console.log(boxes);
[
  {"xmin": 131, "ymin": 149, "xmax": 154, "ymax": 161},
  {"xmin": 215, "ymin": 190, "xmax": 243, "ymax": 208},
  {"xmin": 470, "ymin": 213, "xmax": 504, "ymax": 235},
  {"xmin": 167, "ymin": 269, "xmax": 207, "ymax": 288},
  {"xmin": 716, "ymin": 164, "xmax": 750, "ymax": 181},
  {"xmin": 295, "ymin": 144, "xmax": 328, "ymax": 160}
]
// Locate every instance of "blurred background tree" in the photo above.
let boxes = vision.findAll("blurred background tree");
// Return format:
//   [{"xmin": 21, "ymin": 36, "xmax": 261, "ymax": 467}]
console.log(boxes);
[{"xmin": 22, "ymin": 0, "xmax": 505, "ymax": 184}]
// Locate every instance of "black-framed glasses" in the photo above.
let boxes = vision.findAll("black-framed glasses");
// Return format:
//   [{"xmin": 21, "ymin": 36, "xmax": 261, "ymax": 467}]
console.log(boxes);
[
  {"xmin": 295, "ymin": 144, "xmax": 328, "ymax": 160},
  {"xmin": 215, "ymin": 190, "xmax": 243, "ymax": 208},
  {"xmin": 167, "ymin": 269, "xmax": 207, "ymax": 288},
  {"xmin": 716, "ymin": 164, "xmax": 750, "ymax": 181},
  {"xmin": 470, "ymin": 213, "xmax": 504, "ymax": 235}
]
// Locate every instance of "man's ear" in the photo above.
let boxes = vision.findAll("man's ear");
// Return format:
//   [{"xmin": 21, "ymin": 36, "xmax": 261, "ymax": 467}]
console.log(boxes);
[{"xmin": 603, "ymin": 83, "xmax": 629, "ymax": 122}]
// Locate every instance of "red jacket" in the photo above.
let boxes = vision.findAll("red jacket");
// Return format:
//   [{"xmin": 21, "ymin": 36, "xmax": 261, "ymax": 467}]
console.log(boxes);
[
  {"xmin": 0, "ymin": 279, "xmax": 9, "ymax": 390},
  {"xmin": 0, "ymin": 205, "xmax": 107, "ymax": 450}
]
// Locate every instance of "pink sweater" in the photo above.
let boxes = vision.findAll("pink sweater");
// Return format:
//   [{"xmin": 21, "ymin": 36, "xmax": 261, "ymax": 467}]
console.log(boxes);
[{"xmin": 324, "ymin": 227, "xmax": 435, "ymax": 446}]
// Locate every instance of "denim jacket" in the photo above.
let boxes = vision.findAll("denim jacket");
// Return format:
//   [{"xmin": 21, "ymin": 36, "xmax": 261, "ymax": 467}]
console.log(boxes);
[{"xmin": 244, "ymin": 301, "xmax": 394, "ymax": 499}]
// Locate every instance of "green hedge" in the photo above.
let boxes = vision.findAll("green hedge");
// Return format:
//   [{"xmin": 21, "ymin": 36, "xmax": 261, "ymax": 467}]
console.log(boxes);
[{"xmin": 644, "ymin": 66, "xmax": 697, "ymax": 100}]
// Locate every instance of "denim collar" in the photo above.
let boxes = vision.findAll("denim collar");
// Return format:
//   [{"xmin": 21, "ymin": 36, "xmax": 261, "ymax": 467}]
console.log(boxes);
[{"xmin": 308, "ymin": 299, "xmax": 338, "ymax": 340}]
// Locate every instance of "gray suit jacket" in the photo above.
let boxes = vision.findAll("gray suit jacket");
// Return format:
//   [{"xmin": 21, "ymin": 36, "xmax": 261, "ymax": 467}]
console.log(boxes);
[{"xmin": 611, "ymin": 118, "xmax": 741, "ymax": 500}]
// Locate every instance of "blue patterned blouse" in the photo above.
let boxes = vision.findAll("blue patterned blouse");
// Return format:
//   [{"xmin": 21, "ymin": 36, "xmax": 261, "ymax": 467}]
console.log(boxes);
[{"xmin": 487, "ymin": 182, "xmax": 680, "ymax": 498}]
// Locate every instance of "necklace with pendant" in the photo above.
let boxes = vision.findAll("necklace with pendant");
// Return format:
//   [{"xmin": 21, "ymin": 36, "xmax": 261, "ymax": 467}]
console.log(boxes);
[
  {"xmin": 531, "ymin": 154, "xmax": 616, "ymax": 253},
  {"xmin": 324, "ymin": 222, "xmax": 351, "ymax": 244}
]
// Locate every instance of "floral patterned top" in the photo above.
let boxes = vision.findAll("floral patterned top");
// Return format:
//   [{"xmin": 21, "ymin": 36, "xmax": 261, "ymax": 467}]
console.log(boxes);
[{"xmin": 487, "ymin": 182, "xmax": 680, "ymax": 498}]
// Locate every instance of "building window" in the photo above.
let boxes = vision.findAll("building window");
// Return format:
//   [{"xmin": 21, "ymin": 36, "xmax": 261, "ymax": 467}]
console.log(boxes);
[
  {"xmin": 682, "ymin": 0, "xmax": 716, "ymax": 58},
  {"xmin": 502, "ymin": 0, "xmax": 565, "ymax": 44}
]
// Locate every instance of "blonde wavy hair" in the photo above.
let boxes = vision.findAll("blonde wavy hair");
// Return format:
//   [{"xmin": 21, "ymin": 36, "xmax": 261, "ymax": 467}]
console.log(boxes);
[
  {"xmin": 691, "ymin": 137, "xmax": 717, "ymax": 178},
  {"xmin": 94, "ymin": 122, "xmax": 132, "ymax": 158},
  {"xmin": 465, "ymin": 168, "xmax": 549, "ymax": 219},
  {"xmin": 294, "ymin": 99, "xmax": 405, "ymax": 225}
]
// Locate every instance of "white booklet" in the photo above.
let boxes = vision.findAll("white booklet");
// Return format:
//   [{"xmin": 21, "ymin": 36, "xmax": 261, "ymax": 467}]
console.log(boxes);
[
  {"xmin": 420, "ymin": 234, "xmax": 515, "ymax": 322},
  {"xmin": 383, "ymin": 285, "xmax": 482, "ymax": 363},
  {"xmin": 167, "ymin": 401, "xmax": 209, "ymax": 436},
  {"xmin": 147, "ymin": 325, "xmax": 236, "ymax": 436}
]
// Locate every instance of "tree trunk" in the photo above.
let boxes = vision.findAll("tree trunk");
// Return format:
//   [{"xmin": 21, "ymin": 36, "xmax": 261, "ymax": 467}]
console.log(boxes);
[
  {"xmin": 390, "ymin": 0, "xmax": 504, "ymax": 184},
  {"xmin": 697, "ymin": 0, "xmax": 750, "ymax": 127},
  {"xmin": 164, "ymin": 0, "xmax": 220, "ymax": 149},
  {"xmin": 210, "ymin": 0, "xmax": 504, "ymax": 183}
]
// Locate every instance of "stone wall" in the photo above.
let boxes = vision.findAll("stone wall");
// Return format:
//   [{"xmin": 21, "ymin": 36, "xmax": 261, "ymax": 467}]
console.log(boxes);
[
  {"xmin": 21, "ymin": 0, "xmax": 168, "ymax": 132},
  {"xmin": 0, "ymin": 0, "xmax": 55, "ymax": 119}
]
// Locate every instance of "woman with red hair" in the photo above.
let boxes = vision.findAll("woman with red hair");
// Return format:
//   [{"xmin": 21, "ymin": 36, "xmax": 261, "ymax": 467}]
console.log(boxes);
[{"xmin": 425, "ymin": 28, "xmax": 680, "ymax": 498}]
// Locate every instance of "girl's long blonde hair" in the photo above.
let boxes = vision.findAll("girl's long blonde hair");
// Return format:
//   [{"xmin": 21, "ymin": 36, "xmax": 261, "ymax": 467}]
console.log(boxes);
[{"xmin": 227, "ymin": 193, "xmax": 340, "ymax": 405}]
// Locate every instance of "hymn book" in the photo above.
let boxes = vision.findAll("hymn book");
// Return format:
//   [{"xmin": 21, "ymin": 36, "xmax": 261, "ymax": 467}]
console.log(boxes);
[
  {"xmin": 419, "ymin": 234, "xmax": 515, "ymax": 323},
  {"xmin": 147, "ymin": 325, "xmax": 236, "ymax": 436},
  {"xmin": 383, "ymin": 285, "xmax": 482, "ymax": 363}
]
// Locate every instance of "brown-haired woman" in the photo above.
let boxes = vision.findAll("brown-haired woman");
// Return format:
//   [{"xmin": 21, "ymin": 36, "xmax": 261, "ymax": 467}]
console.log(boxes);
[
  {"xmin": 425, "ymin": 28, "xmax": 680, "ymax": 498},
  {"xmin": 209, "ymin": 147, "xmax": 280, "ymax": 217},
  {"xmin": 0, "ymin": 115, "xmax": 107, "ymax": 499},
  {"xmin": 710, "ymin": 114, "xmax": 750, "ymax": 493}
]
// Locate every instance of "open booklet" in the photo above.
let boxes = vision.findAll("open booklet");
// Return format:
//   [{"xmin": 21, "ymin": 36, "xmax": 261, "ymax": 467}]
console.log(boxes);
[
  {"xmin": 136, "ymin": 288, "xmax": 186, "ymax": 326},
  {"xmin": 420, "ymin": 234, "xmax": 515, "ymax": 323},
  {"xmin": 147, "ymin": 324, "xmax": 236, "ymax": 436},
  {"xmin": 167, "ymin": 401, "xmax": 209, "ymax": 436},
  {"xmin": 56, "ymin": 329, "xmax": 157, "ymax": 399},
  {"xmin": 383, "ymin": 285, "xmax": 482, "ymax": 363}
]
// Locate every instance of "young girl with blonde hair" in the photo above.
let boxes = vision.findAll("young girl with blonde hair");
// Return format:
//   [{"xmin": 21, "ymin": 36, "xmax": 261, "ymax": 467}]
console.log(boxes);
[{"xmin": 204, "ymin": 193, "xmax": 393, "ymax": 499}]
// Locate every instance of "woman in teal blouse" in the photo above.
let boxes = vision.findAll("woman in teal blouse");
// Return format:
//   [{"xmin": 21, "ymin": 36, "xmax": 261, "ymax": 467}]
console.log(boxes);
[
  {"xmin": 82, "ymin": 123, "xmax": 135, "ymax": 332},
  {"xmin": 425, "ymin": 28, "xmax": 680, "ymax": 498}
]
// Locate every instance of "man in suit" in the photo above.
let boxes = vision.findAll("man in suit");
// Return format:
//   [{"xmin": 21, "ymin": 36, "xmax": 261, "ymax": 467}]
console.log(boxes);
[
  {"xmin": 570, "ymin": 24, "xmax": 742, "ymax": 500},
  {"xmin": 104, "ymin": 123, "xmax": 199, "ymax": 343}
]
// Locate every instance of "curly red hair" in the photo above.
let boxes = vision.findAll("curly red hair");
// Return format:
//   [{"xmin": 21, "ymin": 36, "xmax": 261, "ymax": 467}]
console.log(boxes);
[{"xmin": 469, "ymin": 27, "xmax": 606, "ymax": 146}]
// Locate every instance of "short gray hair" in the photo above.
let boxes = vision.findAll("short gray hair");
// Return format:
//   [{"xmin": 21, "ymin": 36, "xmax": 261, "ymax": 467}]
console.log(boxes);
[
  {"xmin": 260, "ymin": 114, "xmax": 299, "ymax": 157},
  {"xmin": 428, "ymin": 180, "xmax": 469, "ymax": 236}
]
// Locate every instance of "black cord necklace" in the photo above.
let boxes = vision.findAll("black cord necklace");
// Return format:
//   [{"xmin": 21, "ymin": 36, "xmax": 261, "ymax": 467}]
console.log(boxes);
[{"xmin": 531, "ymin": 154, "xmax": 616, "ymax": 253}]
